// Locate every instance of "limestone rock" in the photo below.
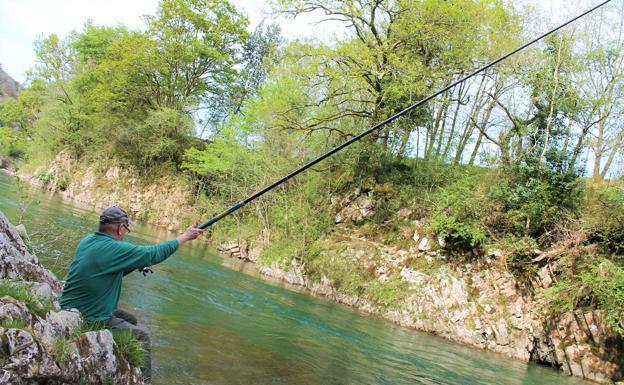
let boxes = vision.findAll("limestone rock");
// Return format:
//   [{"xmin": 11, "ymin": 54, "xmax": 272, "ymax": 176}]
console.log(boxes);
[
  {"xmin": 334, "ymin": 191, "xmax": 376, "ymax": 224},
  {"xmin": 418, "ymin": 237, "xmax": 430, "ymax": 251}
]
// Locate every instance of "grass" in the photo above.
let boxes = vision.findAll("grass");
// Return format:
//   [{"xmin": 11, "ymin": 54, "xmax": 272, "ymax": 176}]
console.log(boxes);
[
  {"xmin": 0, "ymin": 319, "xmax": 29, "ymax": 330},
  {"xmin": 49, "ymin": 338, "xmax": 72, "ymax": 363},
  {"xmin": 110, "ymin": 330, "xmax": 146, "ymax": 368},
  {"xmin": 0, "ymin": 280, "xmax": 55, "ymax": 317},
  {"xmin": 70, "ymin": 321, "xmax": 106, "ymax": 337},
  {"xmin": 72, "ymin": 322, "xmax": 146, "ymax": 368}
]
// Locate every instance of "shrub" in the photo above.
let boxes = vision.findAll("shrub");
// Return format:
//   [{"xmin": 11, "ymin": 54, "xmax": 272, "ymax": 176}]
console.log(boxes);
[
  {"xmin": 429, "ymin": 169, "xmax": 492, "ymax": 250},
  {"xmin": 490, "ymin": 155, "xmax": 582, "ymax": 239},
  {"xmin": 545, "ymin": 258, "xmax": 624, "ymax": 335},
  {"xmin": 583, "ymin": 182, "xmax": 624, "ymax": 254}
]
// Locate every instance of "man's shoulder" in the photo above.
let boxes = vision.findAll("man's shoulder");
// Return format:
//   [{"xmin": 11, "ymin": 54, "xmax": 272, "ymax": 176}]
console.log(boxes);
[{"xmin": 77, "ymin": 232, "xmax": 116, "ymax": 250}]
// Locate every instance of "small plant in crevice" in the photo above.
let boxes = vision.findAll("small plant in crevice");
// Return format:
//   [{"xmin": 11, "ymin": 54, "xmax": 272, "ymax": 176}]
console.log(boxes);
[
  {"xmin": 111, "ymin": 330, "xmax": 146, "ymax": 368},
  {"xmin": 49, "ymin": 338, "xmax": 72, "ymax": 364},
  {"xmin": 0, "ymin": 319, "xmax": 29, "ymax": 330}
]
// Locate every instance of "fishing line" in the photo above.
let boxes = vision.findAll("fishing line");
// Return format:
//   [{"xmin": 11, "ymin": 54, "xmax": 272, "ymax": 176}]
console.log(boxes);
[{"xmin": 198, "ymin": 0, "xmax": 613, "ymax": 230}]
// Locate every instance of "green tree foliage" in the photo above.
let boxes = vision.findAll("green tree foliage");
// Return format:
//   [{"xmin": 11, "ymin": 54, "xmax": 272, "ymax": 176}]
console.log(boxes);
[
  {"xmin": 429, "ymin": 154, "xmax": 582, "ymax": 250},
  {"xmin": 583, "ymin": 182, "xmax": 624, "ymax": 254},
  {"xmin": 1, "ymin": 0, "xmax": 274, "ymax": 171},
  {"xmin": 274, "ymin": 0, "xmax": 519, "ymax": 159}
]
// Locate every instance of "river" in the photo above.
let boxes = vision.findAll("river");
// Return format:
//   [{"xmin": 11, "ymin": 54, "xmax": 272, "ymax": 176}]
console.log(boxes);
[{"xmin": 0, "ymin": 173, "xmax": 588, "ymax": 385}]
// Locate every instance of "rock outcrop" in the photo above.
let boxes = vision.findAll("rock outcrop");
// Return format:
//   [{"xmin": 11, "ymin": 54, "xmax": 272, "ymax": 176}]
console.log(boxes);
[
  {"xmin": 0, "ymin": 211, "xmax": 144, "ymax": 384},
  {"xmin": 22, "ymin": 151, "xmax": 195, "ymax": 231},
  {"xmin": 0, "ymin": 68, "xmax": 19, "ymax": 104}
]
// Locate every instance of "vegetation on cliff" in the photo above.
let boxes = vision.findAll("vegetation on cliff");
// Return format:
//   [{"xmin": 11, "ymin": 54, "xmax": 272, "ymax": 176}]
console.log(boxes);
[{"xmin": 1, "ymin": 0, "xmax": 623, "ymax": 338}]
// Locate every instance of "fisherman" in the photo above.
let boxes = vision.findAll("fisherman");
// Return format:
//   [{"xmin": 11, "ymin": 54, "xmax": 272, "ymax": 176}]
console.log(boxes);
[{"xmin": 60, "ymin": 206, "xmax": 204, "ymax": 381}]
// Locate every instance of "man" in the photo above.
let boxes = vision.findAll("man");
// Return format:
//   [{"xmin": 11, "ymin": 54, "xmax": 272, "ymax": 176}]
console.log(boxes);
[{"xmin": 60, "ymin": 206, "xmax": 204, "ymax": 381}]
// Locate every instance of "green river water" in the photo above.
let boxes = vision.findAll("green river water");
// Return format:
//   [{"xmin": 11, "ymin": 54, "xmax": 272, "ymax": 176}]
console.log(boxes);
[{"xmin": 0, "ymin": 173, "xmax": 589, "ymax": 385}]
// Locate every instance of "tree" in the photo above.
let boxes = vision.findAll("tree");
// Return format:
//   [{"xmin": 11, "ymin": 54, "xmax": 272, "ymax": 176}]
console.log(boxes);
[{"xmin": 274, "ymin": 0, "xmax": 519, "ymax": 158}]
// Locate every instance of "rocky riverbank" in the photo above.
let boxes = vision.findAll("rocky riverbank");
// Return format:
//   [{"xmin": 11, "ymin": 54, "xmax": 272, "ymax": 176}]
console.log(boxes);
[
  {"xmin": 0, "ymin": 210, "xmax": 144, "ymax": 385},
  {"xmin": 222, "ymin": 234, "xmax": 624, "ymax": 383},
  {"xmin": 10, "ymin": 152, "xmax": 196, "ymax": 231},
  {"xmin": 218, "ymin": 194, "xmax": 624, "ymax": 384}
]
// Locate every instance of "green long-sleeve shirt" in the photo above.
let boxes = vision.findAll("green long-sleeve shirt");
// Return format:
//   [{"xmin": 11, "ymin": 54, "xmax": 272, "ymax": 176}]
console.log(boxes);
[{"xmin": 60, "ymin": 232, "xmax": 179, "ymax": 322}]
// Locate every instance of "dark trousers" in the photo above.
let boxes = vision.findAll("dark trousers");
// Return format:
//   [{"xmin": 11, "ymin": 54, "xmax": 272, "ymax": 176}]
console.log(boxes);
[{"xmin": 106, "ymin": 309, "xmax": 152, "ymax": 381}]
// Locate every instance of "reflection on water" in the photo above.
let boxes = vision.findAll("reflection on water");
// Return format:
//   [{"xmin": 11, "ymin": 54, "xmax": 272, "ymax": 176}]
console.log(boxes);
[{"xmin": 0, "ymin": 173, "xmax": 589, "ymax": 385}]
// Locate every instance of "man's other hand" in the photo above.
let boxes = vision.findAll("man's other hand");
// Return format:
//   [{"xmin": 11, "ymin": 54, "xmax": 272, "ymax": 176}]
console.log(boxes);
[{"xmin": 176, "ymin": 226, "xmax": 205, "ymax": 245}]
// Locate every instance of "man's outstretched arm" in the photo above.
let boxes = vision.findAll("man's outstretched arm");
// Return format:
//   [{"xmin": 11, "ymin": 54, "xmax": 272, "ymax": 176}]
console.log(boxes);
[{"xmin": 104, "ymin": 226, "xmax": 205, "ymax": 275}]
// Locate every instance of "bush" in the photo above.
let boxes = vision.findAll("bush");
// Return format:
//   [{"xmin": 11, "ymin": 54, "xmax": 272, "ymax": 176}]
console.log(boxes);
[
  {"xmin": 429, "ymin": 169, "xmax": 492, "ymax": 250},
  {"xmin": 490, "ymin": 156, "xmax": 582, "ymax": 239},
  {"xmin": 545, "ymin": 258, "xmax": 624, "ymax": 335},
  {"xmin": 113, "ymin": 108, "xmax": 194, "ymax": 170},
  {"xmin": 583, "ymin": 182, "xmax": 624, "ymax": 254}
]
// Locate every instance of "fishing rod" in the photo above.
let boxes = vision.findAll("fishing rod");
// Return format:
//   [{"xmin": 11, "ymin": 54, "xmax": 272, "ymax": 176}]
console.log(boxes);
[{"xmin": 198, "ymin": 0, "xmax": 612, "ymax": 230}]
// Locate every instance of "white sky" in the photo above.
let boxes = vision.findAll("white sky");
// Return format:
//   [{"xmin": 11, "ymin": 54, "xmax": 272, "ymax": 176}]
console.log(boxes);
[
  {"xmin": 0, "ymin": 0, "xmax": 345, "ymax": 84},
  {"xmin": 0, "ymin": 0, "xmax": 603, "ymax": 85}
]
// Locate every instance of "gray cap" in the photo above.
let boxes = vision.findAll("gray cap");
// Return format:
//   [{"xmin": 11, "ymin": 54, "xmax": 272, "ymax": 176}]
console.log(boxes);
[{"xmin": 99, "ymin": 206, "xmax": 130, "ymax": 224}]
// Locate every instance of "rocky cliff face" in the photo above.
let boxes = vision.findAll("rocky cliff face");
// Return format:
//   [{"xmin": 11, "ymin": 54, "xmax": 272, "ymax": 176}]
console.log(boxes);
[
  {"xmin": 23, "ymin": 151, "xmax": 195, "ymax": 231},
  {"xmin": 0, "ymin": 210, "xmax": 144, "ymax": 385},
  {"xmin": 0, "ymin": 68, "xmax": 19, "ymax": 104}
]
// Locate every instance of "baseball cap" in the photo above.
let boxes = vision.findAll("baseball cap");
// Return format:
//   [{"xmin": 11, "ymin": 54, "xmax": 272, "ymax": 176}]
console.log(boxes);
[{"xmin": 99, "ymin": 206, "xmax": 130, "ymax": 224}]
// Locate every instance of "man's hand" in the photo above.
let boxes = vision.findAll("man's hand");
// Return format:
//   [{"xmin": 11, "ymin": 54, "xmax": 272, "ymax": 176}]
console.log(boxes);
[{"xmin": 176, "ymin": 225, "xmax": 205, "ymax": 246}]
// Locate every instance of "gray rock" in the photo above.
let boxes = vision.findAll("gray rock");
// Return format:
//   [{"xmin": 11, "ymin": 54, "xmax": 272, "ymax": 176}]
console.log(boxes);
[
  {"xmin": 0, "ymin": 297, "xmax": 32, "ymax": 325},
  {"xmin": 5, "ymin": 328, "xmax": 35, "ymax": 356},
  {"xmin": 29, "ymin": 282, "xmax": 58, "ymax": 303}
]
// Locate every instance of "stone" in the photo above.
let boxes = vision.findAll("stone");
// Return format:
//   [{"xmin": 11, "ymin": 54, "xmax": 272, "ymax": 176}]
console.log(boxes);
[
  {"xmin": 6, "ymin": 328, "xmax": 36, "ymax": 356},
  {"xmin": 334, "ymin": 192, "xmax": 376, "ymax": 224},
  {"xmin": 493, "ymin": 323, "xmax": 510, "ymax": 346},
  {"xmin": 29, "ymin": 282, "xmax": 58, "ymax": 303},
  {"xmin": 418, "ymin": 237, "xmax": 430, "ymax": 251},
  {"xmin": 486, "ymin": 248, "xmax": 503, "ymax": 258},
  {"xmin": 564, "ymin": 345, "xmax": 586, "ymax": 377},
  {"xmin": 0, "ymin": 297, "xmax": 31, "ymax": 325},
  {"xmin": 536, "ymin": 264, "xmax": 554, "ymax": 289}
]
